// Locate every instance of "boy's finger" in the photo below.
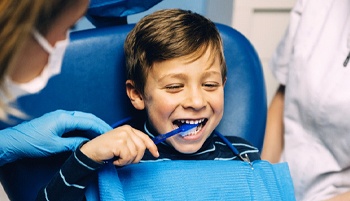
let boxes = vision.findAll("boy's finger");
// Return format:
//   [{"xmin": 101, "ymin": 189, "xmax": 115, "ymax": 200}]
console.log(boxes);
[
  {"xmin": 113, "ymin": 147, "xmax": 133, "ymax": 166},
  {"xmin": 134, "ymin": 129, "xmax": 159, "ymax": 158}
]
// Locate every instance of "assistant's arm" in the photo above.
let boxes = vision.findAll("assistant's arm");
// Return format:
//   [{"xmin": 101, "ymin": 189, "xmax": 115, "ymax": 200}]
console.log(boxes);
[
  {"xmin": 261, "ymin": 85, "xmax": 285, "ymax": 163},
  {"xmin": 0, "ymin": 110, "xmax": 112, "ymax": 166}
]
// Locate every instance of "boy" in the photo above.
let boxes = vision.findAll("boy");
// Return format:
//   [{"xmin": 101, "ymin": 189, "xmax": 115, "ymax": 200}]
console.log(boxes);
[
  {"xmin": 123, "ymin": 8, "xmax": 260, "ymax": 161},
  {"xmin": 37, "ymin": 9, "xmax": 260, "ymax": 201}
]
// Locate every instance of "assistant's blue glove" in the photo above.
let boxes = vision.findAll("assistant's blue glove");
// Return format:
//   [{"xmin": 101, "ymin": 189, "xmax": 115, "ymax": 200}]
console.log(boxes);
[{"xmin": 0, "ymin": 110, "xmax": 112, "ymax": 166}]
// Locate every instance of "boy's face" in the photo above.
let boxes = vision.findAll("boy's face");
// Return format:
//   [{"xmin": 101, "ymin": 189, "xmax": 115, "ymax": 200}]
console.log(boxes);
[{"xmin": 127, "ymin": 48, "xmax": 226, "ymax": 154}]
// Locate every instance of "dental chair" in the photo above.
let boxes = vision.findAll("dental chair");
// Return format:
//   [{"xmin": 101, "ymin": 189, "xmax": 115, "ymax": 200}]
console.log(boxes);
[{"xmin": 0, "ymin": 23, "xmax": 267, "ymax": 201}]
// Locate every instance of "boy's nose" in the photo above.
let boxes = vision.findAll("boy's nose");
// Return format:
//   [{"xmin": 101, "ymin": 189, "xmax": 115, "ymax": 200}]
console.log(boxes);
[{"xmin": 182, "ymin": 89, "xmax": 207, "ymax": 110}]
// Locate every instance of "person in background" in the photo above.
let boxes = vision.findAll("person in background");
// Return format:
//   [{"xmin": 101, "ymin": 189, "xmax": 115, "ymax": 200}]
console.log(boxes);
[
  {"xmin": 0, "ymin": 0, "xmax": 113, "ymax": 168},
  {"xmin": 261, "ymin": 0, "xmax": 350, "ymax": 200}
]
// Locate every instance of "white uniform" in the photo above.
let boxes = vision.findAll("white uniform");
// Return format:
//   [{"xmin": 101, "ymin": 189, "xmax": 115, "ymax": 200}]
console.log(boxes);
[{"xmin": 270, "ymin": 0, "xmax": 350, "ymax": 200}]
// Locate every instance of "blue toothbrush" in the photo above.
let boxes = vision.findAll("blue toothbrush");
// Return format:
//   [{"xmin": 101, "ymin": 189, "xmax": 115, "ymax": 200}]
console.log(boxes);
[
  {"xmin": 104, "ymin": 123, "xmax": 199, "ymax": 164},
  {"xmin": 153, "ymin": 124, "xmax": 198, "ymax": 144}
]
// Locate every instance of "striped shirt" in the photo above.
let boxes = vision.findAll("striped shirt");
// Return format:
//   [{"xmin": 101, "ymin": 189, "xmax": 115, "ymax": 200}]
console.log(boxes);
[
  {"xmin": 36, "ymin": 121, "xmax": 260, "ymax": 201},
  {"xmin": 36, "ymin": 142, "xmax": 103, "ymax": 201}
]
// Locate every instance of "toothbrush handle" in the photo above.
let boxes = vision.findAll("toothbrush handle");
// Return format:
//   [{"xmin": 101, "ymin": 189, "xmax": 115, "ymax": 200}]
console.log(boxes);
[
  {"xmin": 152, "ymin": 136, "xmax": 166, "ymax": 144},
  {"xmin": 153, "ymin": 128, "xmax": 180, "ymax": 144}
]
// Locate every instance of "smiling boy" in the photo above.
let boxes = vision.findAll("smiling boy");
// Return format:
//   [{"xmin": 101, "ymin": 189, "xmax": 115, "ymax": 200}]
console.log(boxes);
[
  {"xmin": 35, "ymin": 9, "xmax": 261, "ymax": 201},
  {"xmin": 124, "ymin": 9, "xmax": 260, "ymax": 161}
]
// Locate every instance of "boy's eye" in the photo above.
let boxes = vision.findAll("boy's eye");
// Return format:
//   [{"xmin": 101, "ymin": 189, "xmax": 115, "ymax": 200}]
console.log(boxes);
[
  {"xmin": 203, "ymin": 82, "xmax": 220, "ymax": 90},
  {"xmin": 165, "ymin": 84, "xmax": 184, "ymax": 92}
]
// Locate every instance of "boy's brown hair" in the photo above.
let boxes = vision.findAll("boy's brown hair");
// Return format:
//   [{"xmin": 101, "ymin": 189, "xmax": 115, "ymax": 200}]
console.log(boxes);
[{"xmin": 124, "ymin": 9, "xmax": 227, "ymax": 95}]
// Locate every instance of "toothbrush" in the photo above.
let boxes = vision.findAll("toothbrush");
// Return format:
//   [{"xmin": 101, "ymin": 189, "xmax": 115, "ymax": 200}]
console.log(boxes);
[
  {"xmin": 104, "ymin": 123, "xmax": 198, "ymax": 164},
  {"xmin": 153, "ymin": 124, "xmax": 198, "ymax": 144}
]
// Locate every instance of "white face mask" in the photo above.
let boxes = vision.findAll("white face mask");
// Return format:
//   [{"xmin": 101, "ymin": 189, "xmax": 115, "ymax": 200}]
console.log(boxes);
[{"xmin": 3, "ymin": 29, "xmax": 70, "ymax": 102}]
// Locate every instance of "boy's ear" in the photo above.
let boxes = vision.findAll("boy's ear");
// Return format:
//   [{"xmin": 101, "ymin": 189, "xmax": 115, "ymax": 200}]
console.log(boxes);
[
  {"xmin": 126, "ymin": 80, "xmax": 145, "ymax": 110},
  {"xmin": 223, "ymin": 77, "xmax": 227, "ymax": 87}
]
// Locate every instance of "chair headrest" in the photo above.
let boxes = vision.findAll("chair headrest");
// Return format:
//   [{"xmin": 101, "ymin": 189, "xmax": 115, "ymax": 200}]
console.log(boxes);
[{"xmin": 87, "ymin": 0, "xmax": 163, "ymax": 27}]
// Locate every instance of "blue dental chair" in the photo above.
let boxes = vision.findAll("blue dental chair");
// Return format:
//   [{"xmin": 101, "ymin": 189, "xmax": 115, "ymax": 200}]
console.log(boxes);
[{"xmin": 0, "ymin": 23, "xmax": 267, "ymax": 201}]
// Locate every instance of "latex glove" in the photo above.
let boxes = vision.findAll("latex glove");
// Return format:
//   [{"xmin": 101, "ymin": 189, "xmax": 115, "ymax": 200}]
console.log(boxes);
[{"xmin": 0, "ymin": 110, "xmax": 112, "ymax": 166}]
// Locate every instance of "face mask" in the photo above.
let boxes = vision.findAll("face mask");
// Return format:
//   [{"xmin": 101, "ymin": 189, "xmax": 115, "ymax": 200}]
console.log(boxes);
[{"xmin": 3, "ymin": 29, "xmax": 70, "ymax": 102}]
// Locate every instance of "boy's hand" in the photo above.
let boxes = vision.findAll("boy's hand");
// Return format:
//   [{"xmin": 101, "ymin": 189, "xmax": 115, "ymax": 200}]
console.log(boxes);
[{"xmin": 80, "ymin": 125, "xmax": 159, "ymax": 166}]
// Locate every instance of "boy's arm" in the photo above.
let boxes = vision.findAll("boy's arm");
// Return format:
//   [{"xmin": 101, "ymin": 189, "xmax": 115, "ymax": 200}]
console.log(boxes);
[
  {"xmin": 36, "ymin": 125, "xmax": 159, "ymax": 201},
  {"xmin": 36, "ymin": 144, "xmax": 103, "ymax": 201},
  {"xmin": 261, "ymin": 85, "xmax": 285, "ymax": 163}
]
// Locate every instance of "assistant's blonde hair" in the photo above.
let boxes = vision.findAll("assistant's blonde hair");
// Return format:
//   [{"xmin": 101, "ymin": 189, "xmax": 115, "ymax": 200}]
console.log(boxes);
[
  {"xmin": 0, "ymin": 0, "xmax": 44, "ymax": 120},
  {"xmin": 0, "ymin": 0, "xmax": 78, "ymax": 121}
]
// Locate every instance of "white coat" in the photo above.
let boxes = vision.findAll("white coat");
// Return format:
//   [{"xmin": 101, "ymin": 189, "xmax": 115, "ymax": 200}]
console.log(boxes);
[{"xmin": 270, "ymin": 0, "xmax": 350, "ymax": 200}]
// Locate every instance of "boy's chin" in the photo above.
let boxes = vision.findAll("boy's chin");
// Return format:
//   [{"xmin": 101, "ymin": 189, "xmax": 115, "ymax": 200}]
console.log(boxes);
[
  {"xmin": 168, "ymin": 132, "xmax": 212, "ymax": 154},
  {"xmin": 171, "ymin": 143, "xmax": 203, "ymax": 154}
]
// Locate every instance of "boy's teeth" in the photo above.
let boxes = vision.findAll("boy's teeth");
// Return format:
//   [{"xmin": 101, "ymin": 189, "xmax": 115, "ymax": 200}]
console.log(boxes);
[
  {"xmin": 178, "ymin": 118, "xmax": 204, "ymax": 124},
  {"xmin": 181, "ymin": 123, "xmax": 204, "ymax": 137}
]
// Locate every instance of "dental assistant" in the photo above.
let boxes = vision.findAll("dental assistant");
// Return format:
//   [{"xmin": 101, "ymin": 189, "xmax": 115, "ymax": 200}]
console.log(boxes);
[
  {"xmin": 0, "ymin": 0, "xmax": 112, "ymax": 166},
  {"xmin": 261, "ymin": 0, "xmax": 350, "ymax": 200}
]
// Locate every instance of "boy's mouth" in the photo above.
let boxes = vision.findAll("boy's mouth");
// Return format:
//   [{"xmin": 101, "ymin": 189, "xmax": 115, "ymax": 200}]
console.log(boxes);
[{"xmin": 173, "ymin": 118, "xmax": 208, "ymax": 137}]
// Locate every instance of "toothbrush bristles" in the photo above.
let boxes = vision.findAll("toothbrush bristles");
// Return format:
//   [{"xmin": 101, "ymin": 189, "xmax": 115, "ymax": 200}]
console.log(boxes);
[{"xmin": 179, "ymin": 124, "xmax": 198, "ymax": 136}]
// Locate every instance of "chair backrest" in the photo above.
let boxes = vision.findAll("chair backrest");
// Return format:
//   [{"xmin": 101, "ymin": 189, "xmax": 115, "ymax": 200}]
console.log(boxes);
[{"xmin": 0, "ymin": 23, "xmax": 267, "ymax": 201}]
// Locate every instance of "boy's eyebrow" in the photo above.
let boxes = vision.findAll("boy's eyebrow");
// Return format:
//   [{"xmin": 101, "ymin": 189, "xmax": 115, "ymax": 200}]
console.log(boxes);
[
  {"xmin": 157, "ymin": 56, "xmax": 221, "ymax": 82},
  {"xmin": 203, "ymin": 56, "xmax": 222, "ymax": 77},
  {"xmin": 158, "ymin": 70, "xmax": 222, "ymax": 82},
  {"xmin": 201, "ymin": 71, "xmax": 223, "ymax": 81},
  {"xmin": 202, "ymin": 70, "xmax": 222, "ymax": 77},
  {"xmin": 157, "ymin": 73, "xmax": 187, "ymax": 82}
]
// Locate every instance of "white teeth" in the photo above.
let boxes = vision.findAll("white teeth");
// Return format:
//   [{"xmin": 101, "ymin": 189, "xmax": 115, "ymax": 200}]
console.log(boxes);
[
  {"xmin": 178, "ymin": 118, "xmax": 205, "ymax": 124},
  {"xmin": 181, "ymin": 123, "xmax": 204, "ymax": 137}
]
